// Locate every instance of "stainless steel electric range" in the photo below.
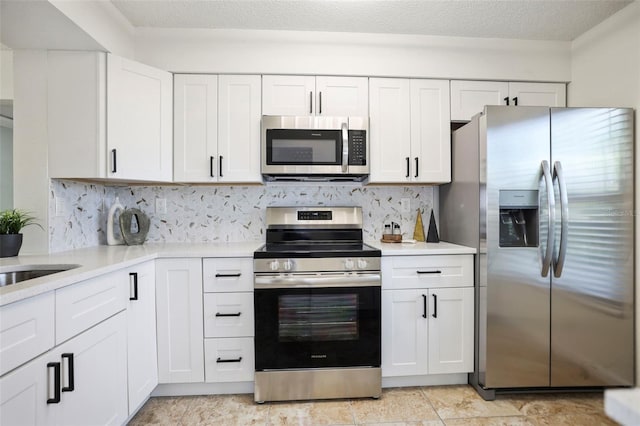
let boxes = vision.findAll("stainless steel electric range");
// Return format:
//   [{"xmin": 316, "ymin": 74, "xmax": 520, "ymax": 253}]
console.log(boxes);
[{"xmin": 253, "ymin": 206, "xmax": 382, "ymax": 403}]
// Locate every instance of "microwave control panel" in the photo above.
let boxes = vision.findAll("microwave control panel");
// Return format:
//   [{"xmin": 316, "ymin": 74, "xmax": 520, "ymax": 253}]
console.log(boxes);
[{"xmin": 348, "ymin": 130, "xmax": 367, "ymax": 165}]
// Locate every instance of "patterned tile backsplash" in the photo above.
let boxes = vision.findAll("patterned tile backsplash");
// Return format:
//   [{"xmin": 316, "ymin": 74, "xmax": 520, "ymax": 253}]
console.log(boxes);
[{"xmin": 49, "ymin": 180, "xmax": 436, "ymax": 252}]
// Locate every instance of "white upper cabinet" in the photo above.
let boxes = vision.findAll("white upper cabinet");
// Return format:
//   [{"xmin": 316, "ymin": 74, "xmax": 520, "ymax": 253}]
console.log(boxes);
[
  {"xmin": 48, "ymin": 51, "xmax": 173, "ymax": 182},
  {"xmin": 174, "ymin": 74, "xmax": 262, "ymax": 183},
  {"xmin": 450, "ymin": 80, "xmax": 566, "ymax": 121},
  {"xmin": 262, "ymin": 75, "xmax": 368, "ymax": 116},
  {"xmin": 369, "ymin": 78, "xmax": 451, "ymax": 183}
]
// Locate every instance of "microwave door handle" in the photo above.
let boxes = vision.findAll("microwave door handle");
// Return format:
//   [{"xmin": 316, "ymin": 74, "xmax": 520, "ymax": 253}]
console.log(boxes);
[{"xmin": 341, "ymin": 122, "xmax": 349, "ymax": 173}]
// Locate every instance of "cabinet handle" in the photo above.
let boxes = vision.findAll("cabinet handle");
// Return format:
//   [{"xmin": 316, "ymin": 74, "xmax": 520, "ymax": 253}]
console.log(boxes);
[
  {"xmin": 406, "ymin": 157, "xmax": 410, "ymax": 178},
  {"xmin": 417, "ymin": 270, "xmax": 442, "ymax": 274},
  {"xmin": 415, "ymin": 157, "xmax": 419, "ymax": 178},
  {"xmin": 111, "ymin": 149, "xmax": 117, "ymax": 173},
  {"xmin": 129, "ymin": 272, "xmax": 138, "ymax": 301},
  {"xmin": 432, "ymin": 294, "xmax": 438, "ymax": 318},
  {"xmin": 513, "ymin": 97, "xmax": 518, "ymax": 106},
  {"xmin": 47, "ymin": 362, "xmax": 61, "ymax": 404},
  {"xmin": 319, "ymin": 91, "xmax": 322, "ymax": 114},
  {"xmin": 210, "ymin": 156, "xmax": 215, "ymax": 178},
  {"xmin": 219, "ymin": 156, "xmax": 223, "ymax": 178},
  {"xmin": 503, "ymin": 97, "xmax": 510, "ymax": 106},
  {"xmin": 216, "ymin": 357, "xmax": 243, "ymax": 363},
  {"xmin": 61, "ymin": 353, "xmax": 75, "ymax": 392},
  {"xmin": 215, "ymin": 273, "xmax": 241, "ymax": 278},
  {"xmin": 422, "ymin": 294, "xmax": 427, "ymax": 319},
  {"xmin": 215, "ymin": 312, "xmax": 242, "ymax": 317},
  {"xmin": 309, "ymin": 91, "xmax": 313, "ymax": 114}
]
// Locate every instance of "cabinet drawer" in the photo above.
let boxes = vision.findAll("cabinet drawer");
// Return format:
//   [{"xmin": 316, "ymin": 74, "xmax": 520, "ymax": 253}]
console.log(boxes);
[
  {"xmin": 203, "ymin": 293, "xmax": 254, "ymax": 338},
  {"xmin": 203, "ymin": 258, "xmax": 253, "ymax": 292},
  {"xmin": 0, "ymin": 292, "xmax": 55, "ymax": 376},
  {"xmin": 56, "ymin": 270, "xmax": 128, "ymax": 344},
  {"xmin": 204, "ymin": 337, "xmax": 254, "ymax": 383},
  {"xmin": 382, "ymin": 255, "xmax": 473, "ymax": 289}
]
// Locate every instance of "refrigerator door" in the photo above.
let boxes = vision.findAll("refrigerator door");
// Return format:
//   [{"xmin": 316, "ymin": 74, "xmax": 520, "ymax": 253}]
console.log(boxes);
[
  {"xmin": 483, "ymin": 106, "xmax": 553, "ymax": 388},
  {"xmin": 550, "ymin": 108, "xmax": 635, "ymax": 386}
]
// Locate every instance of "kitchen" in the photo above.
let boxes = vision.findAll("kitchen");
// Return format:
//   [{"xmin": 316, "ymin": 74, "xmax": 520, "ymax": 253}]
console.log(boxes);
[{"xmin": 0, "ymin": 0, "xmax": 639, "ymax": 425}]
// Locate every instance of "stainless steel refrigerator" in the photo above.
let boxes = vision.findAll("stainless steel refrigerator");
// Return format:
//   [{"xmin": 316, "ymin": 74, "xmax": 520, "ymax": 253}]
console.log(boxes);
[{"xmin": 440, "ymin": 106, "xmax": 635, "ymax": 400}]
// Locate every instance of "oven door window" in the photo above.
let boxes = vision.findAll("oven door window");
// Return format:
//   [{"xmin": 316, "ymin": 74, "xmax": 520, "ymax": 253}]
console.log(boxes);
[
  {"xmin": 255, "ymin": 286, "xmax": 380, "ymax": 370},
  {"xmin": 266, "ymin": 129, "xmax": 342, "ymax": 165}
]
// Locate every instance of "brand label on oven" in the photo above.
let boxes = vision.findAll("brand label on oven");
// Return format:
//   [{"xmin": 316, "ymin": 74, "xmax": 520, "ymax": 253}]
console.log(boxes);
[{"xmin": 311, "ymin": 354, "xmax": 327, "ymax": 359}]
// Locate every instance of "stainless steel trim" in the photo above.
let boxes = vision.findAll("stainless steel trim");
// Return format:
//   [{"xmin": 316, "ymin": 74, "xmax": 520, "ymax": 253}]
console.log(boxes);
[
  {"xmin": 255, "ymin": 272, "xmax": 381, "ymax": 289},
  {"xmin": 254, "ymin": 257, "xmax": 381, "ymax": 274},
  {"xmin": 341, "ymin": 122, "xmax": 349, "ymax": 173},
  {"xmin": 553, "ymin": 161, "xmax": 568, "ymax": 278},
  {"xmin": 540, "ymin": 160, "xmax": 555, "ymax": 277},
  {"xmin": 254, "ymin": 367, "xmax": 381, "ymax": 402}
]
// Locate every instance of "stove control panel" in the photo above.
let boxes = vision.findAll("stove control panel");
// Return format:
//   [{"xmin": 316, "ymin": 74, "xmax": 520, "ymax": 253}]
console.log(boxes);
[{"xmin": 255, "ymin": 257, "xmax": 381, "ymax": 274}]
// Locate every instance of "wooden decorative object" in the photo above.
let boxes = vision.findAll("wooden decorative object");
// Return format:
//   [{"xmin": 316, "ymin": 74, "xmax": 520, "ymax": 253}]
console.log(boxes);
[{"xmin": 413, "ymin": 209, "xmax": 425, "ymax": 242}]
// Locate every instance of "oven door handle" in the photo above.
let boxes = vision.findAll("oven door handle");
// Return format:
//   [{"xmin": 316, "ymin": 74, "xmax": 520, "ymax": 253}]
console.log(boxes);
[{"xmin": 254, "ymin": 273, "xmax": 381, "ymax": 289}]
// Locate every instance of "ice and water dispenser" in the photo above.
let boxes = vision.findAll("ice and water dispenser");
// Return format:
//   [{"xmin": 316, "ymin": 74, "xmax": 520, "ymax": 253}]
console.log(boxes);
[{"xmin": 499, "ymin": 190, "xmax": 539, "ymax": 247}]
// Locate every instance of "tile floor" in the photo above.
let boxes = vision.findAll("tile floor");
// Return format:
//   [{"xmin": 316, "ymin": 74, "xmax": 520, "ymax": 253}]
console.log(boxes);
[{"xmin": 128, "ymin": 385, "xmax": 619, "ymax": 425}]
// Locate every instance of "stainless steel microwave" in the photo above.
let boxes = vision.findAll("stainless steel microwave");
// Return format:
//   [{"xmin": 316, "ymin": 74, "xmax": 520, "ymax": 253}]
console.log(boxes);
[{"xmin": 261, "ymin": 115, "xmax": 369, "ymax": 181}]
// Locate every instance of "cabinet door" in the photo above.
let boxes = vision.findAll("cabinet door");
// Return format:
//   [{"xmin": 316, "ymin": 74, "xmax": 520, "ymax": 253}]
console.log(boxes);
[
  {"xmin": 410, "ymin": 79, "xmax": 451, "ymax": 183},
  {"xmin": 262, "ymin": 75, "xmax": 316, "ymax": 116},
  {"xmin": 174, "ymin": 74, "xmax": 218, "ymax": 182},
  {"xmin": 218, "ymin": 75, "xmax": 262, "ymax": 182},
  {"xmin": 107, "ymin": 54, "xmax": 173, "ymax": 181},
  {"xmin": 155, "ymin": 259, "xmax": 204, "ymax": 383},
  {"xmin": 428, "ymin": 287, "xmax": 474, "ymax": 374},
  {"xmin": 0, "ymin": 353, "xmax": 55, "ymax": 426},
  {"xmin": 508, "ymin": 82, "xmax": 566, "ymax": 107},
  {"xmin": 202, "ymin": 257, "xmax": 253, "ymax": 293},
  {"xmin": 450, "ymin": 80, "xmax": 509, "ymax": 121},
  {"xmin": 315, "ymin": 76, "xmax": 368, "ymax": 116},
  {"xmin": 126, "ymin": 261, "xmax": 158, "ymax": 415},
  {"xmin": 381, "ymin": 290, "xmax": 428, "ymax": 377},
  {"xmin": 204, "ymin": 337, "xmax": 255, "ymax": 383},
  {"xmin": 203, "ymin": 293, "xmax": 254, "ymax": 338},
  {"xmin": 55, "ymin": 312, "xmax": 128, "ymax": 426},
  {"xmin": 369, "ymin": 78, "xmax": 412, "ymax": 183}
]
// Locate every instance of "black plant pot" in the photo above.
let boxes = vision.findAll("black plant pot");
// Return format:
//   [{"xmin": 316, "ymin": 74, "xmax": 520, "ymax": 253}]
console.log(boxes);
[{"xmin": 0, "ymin": 233, "xmax": 23, "ymax": 257}]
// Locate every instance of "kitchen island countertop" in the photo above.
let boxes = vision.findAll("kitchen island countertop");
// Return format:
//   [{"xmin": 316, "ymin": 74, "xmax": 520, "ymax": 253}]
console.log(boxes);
[{"xmin": 367, "ymin": 240, "xmax": 476, "ymax": 255}]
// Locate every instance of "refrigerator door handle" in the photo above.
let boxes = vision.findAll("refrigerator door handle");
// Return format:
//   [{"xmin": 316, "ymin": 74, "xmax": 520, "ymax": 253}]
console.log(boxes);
[
  {"xmin": 540, "ymin": 160, "xmax": 556, "ymax": 277},
  {"xmin": 553, "ymin": 161, "xmax": 568, "ymax": 278}
]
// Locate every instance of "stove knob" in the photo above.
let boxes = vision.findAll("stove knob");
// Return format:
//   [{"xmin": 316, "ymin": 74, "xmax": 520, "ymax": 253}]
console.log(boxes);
[
  {"xmin": 269, "ymin": 260, "xmax": 280, "ymax": 271},
  {"xmin": 283, "ymin": 259, "xmax": 293, "ymax": 271},
  {"xmin": 345, "ymin": 258, "xmax": 354, "ymax": 269},
  {"xmin": 357, "ymin": 258, "xmax": 368, "ymax": 269}
]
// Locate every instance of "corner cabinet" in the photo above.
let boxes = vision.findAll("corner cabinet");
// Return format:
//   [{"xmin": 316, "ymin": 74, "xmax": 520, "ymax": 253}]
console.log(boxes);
[
  {"xmin": 381, "ymin": 254, "xmax": 474, "ymax": 377},
  {"xmin": 450, "ymin": 80, "xmax": 566, "ymax": 121},
  {"xmin": 369, "ymin": 78, "xmax": 451, "ymax": 183},
  {"xmin": 47, "ymin": 51, "xmax": 173, "ymax": 182},
  {"xmin": 262, "ymin": 75, "xmax": 368, "ymax": 117},
  {"xmin": 174, "ymin": 74, "xmax": 262, "ymax": 183}
]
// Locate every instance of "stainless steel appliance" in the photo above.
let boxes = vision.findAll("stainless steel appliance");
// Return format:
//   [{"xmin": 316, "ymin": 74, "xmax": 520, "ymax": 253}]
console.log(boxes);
[
  {"xmin": 440, "ymin": 106, "xmax": 635, "ymax": 400},
  {"xmin": 261, "ymin": 115, "xmax": 369, "ymax": 181},
  {"xmin": 253, "ymin": 207, "xmax": 381, "ymax": 402}
]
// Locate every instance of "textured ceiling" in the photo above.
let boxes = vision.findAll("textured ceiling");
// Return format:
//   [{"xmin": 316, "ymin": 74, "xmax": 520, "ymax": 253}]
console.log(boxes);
[{"xmin": 110, "ymin": 0, "xmax": 633, "ymax": 41}]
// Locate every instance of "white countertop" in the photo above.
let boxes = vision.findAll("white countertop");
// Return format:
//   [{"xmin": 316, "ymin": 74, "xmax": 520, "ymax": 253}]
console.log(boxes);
[
  {"xmin": 0, "ymin": 240, "xmax": 475, "ymax": 307},
  {"xmin": 605, "ymin": 388, "xmax": 640, "ymax": 426}
]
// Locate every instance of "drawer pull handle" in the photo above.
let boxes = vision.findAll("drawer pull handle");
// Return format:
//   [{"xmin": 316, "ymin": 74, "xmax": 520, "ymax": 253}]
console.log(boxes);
[
  {"xmin": 432, "ymin": 294, "xmax": 438, "ymax": 318},
  {"xmin": 129, "ymin": 272, "xmax": 138, "ymax": 301},
  {"xmin": 47, "ymin": 362, "xmax": 61, "ymax": 404},
  {"xmin": 417, "ymin": 270, "xmax": 442, "ymax": 274},
  {"xmin": 215, "ymin": 273, "xmax": 242, "ymax": 278},
  {"xmin": 61, "ymin": 353, "xmax": 75, "ymax": 392},
  {"xmin": 422, "ymin": 294, "xmax": 427, "ymax": 318},
  {"xmin": 217, "ymin": 356, "xmax": 243, "ymax": 363},
  {"xmin": 215, "ymin": 312, "xmax": 242, "ymax": 317}
]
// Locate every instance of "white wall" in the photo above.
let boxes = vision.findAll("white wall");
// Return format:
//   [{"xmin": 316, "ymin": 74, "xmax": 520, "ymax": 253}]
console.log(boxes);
[
  {"xmin": 569, "ymin": 1, "xmax": 640, "ymax": 385},
  {"xmin": 135, "ymin": 28, "xmax": 571, "ymax": 82},
  {"xmin": 0, "ymin": 124, "xmax": 12, "ymax": 211},
  {"xmin": 0, "ymin": 48, "xmax": 12, "ymax": 100}
]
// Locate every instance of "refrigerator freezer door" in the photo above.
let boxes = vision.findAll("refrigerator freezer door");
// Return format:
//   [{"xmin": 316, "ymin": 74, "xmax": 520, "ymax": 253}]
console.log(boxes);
[
  {"xmin": 550, "ymin": 108, "xmax": 635, "ymax": 387},
  {"xmin": 483, "ymin": 106, "xmax": 552, "ymax": 388}
]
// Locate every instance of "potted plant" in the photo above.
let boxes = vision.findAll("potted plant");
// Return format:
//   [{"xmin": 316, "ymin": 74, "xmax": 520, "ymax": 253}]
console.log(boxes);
[{"xmin": 0, "ymin": 209, "xmax": 43, "ymax": 257}]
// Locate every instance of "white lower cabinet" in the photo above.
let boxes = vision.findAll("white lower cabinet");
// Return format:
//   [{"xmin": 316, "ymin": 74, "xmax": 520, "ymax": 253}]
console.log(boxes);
[
  {"xmin": 381, "ymin": 255, "xmax": 474, "ymax": 378},
  {"xmin": 204, "ymin": 337, "xmax": 254, "ymax": 383},
  {"xmin": 0, "ymin": 312, "xmax": 128, "ymax": 426},
  {"xmin": 155, "ymin": 258, "xmax": 204, "ymax": 383},
  {"xmin": 126, "ymin": 261, "xmax": 158, "ymax": 414}
]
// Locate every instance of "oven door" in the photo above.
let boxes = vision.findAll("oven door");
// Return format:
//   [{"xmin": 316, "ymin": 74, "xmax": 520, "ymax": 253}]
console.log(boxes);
[{"xmin": 254, "ymin": 273, "xmax": 381, "ymax": 370}]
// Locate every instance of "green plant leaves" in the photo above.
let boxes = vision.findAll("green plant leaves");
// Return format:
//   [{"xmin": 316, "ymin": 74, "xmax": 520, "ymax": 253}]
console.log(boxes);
[{"xmin": 0, "ymin": 209, "xmax": 43, "ymax": 234}]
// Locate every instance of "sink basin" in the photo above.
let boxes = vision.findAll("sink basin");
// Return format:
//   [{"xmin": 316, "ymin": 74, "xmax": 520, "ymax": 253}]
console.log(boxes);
[{"xmin": 0, "ymin": 264, "xmax": 80, "ymax": 287}]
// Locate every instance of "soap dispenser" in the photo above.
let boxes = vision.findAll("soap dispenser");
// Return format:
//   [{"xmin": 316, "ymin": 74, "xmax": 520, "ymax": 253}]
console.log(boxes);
[{"xmin": 107, "ymin": 197, "xmax": 125, "ymax": 246}]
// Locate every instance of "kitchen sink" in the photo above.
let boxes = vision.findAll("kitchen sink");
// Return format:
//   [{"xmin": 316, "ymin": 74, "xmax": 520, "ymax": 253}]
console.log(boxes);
[{"xmin": 0, "ymin": 264, "xmax": 80, "ymax": 287}]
